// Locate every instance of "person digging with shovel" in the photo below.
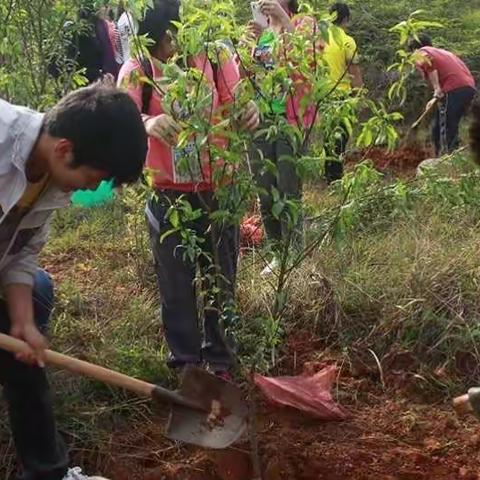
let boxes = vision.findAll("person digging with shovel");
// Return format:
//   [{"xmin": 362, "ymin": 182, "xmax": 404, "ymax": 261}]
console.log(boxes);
[
  {"xmin": 0, "ymin": 84, "xmax": 147, "ymax": 480},
  {"xmin": 409, "ymin": 33, "xmax": 476, "ymax": 157}
]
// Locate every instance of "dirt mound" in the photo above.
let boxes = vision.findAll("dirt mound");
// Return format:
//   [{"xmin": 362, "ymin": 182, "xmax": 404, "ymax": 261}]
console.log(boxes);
[
  {"xmin": 347, "ymin": 145, "xmax": 433, "ymax": 175},
  {"xmin": 258, "ymin": 399, "xmax": 480, "ymax": 480},
  {"xmin": 3, "ymin": 327, "xmax": 478, "ymax": 480},
  {"xmin": 70, "ymin": 327, "xmax": 480, "ymax": 480},
  {"xmin": 80, "ymin": 392, "xmax": 480, "ymax": 480}
]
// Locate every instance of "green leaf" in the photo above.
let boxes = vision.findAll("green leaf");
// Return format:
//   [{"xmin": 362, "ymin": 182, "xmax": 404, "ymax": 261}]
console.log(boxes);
[
  {"xmin": 169, "ymin": 209, "xmax": 180, "ymax": 228},
  {"xmin": 272, "ymin": 201, "xmax": 284, "ymax": 219},
  {"xmin": 160, "ymin": 228, "xmax": 178, "ymax": 243},
  {"xmin": 271, "ymin": 186, "xmax": 280, "ymax": 203}
]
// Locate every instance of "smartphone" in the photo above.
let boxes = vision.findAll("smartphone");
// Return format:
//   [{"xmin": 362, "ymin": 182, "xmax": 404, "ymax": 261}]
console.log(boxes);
[{"xmin": 251, "ymin": 2, "xmax": 269, "ymax": 29}]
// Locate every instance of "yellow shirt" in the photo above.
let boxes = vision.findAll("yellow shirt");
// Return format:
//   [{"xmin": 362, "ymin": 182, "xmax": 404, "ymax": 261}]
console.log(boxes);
[{"xmin": 323, "ymin": 25, "xmax": 359, "ymax": 92}]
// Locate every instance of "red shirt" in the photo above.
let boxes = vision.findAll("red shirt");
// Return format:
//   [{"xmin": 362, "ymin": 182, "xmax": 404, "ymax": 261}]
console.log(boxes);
[{"xmin": 416, "ymin": 47, "xmax": 475, "ymax": 93}]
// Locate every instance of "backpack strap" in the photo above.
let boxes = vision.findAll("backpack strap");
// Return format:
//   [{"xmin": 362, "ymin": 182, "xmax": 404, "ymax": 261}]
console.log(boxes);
[
  {"xmin": 208, "ymin": 44, "xmax": 224, "ymax": 93},
  {"xmin": 140, "ymin": 56, "xmax": 154, "ymax": 115}
]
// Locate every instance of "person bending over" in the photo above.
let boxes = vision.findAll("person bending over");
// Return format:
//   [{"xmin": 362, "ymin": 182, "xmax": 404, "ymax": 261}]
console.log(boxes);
[
  {"xmin": 410, "ymin": 33, "xmax": 476, "ymax": 157},
  {"xmin": 0, "ymin": 84, "xmax": 147, "ymax": 480}
]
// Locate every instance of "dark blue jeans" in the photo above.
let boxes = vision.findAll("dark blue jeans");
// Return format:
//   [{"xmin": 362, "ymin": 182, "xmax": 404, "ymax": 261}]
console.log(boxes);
[{"xmin": 0, "ymin": 270, "xmax": 68, "ymax": 480}]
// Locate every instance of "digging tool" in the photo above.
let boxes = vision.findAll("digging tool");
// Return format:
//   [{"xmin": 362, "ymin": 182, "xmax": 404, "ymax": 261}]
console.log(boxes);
[
  {"xmin": 0, "ymin": 333, "xmax": 248, "ymax": 449},
  {"xmin": 453, "ymin": 388, "xmax": 480, "ymax": 418},
  {"xmin": 402, "ymin": 97, "xmax": 439, "ymax": 147}
]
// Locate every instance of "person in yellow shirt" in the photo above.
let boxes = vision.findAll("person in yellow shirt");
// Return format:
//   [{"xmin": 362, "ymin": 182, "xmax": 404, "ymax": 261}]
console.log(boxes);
[{"xmin": 323, "ymin": 2, "xmax": 363, "ymax": 183}]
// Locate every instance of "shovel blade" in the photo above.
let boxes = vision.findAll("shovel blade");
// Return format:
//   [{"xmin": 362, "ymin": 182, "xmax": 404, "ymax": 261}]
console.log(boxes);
[{"xmin": 163, "ymin": 367, "xmax": 248, "ymax": 449}]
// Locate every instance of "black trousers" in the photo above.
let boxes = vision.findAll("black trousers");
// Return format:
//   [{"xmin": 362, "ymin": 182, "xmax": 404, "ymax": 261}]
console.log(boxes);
[
  {"xmin": 251, "ymin": 135, "xmax": 303, "ymax": 246},
  {"xmin": 146, "ymin": 190, "xmax": 239, "ymax": 372},
  {"xmin": 432, "ymin": 86, "xmax": 476, "ymax": 156},
  {"xmin": 325, "ymin": 126, "xmax": 349, "ymax": 184},
  {"xmin": 0, "ymin": 271, "xmax": 68, "ymax": 480}
]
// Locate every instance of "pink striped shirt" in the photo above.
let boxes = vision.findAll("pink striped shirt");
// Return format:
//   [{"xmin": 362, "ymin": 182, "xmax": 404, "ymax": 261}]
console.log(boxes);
[{"xmin": 118, "ymin": 54, "xmax": 240, "ymax": 191}]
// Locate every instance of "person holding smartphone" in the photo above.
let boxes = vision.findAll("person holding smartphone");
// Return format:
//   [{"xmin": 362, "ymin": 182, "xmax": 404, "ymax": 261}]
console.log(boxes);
[{"xmin": 247, "ymin": 0, "xmax": 319, "ymax": 276}]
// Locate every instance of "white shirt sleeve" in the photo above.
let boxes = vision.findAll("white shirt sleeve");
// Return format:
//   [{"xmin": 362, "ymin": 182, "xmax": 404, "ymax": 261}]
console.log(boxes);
[{"xmin": 118, "ymin": 12, "xmax": 137, "ymax": 63}]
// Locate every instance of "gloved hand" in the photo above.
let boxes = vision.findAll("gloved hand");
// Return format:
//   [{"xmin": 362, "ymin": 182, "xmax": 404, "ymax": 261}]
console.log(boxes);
[
  {"xmin": 239, "ymin": 100, "xmax": 260, "ymax": 132},
  {"xmin": 145, "ymin": 114, "xmax": 182, "ymax": 146}
]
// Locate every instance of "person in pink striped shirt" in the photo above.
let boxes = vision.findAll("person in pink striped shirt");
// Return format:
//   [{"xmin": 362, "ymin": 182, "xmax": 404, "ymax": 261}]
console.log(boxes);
[{"xmin": 118, "ymin": 0, "xmax": 259, "ymax": 379}]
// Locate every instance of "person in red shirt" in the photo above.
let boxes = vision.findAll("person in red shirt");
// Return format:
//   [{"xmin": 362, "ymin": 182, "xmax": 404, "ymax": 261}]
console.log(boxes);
[
  {"xmin": 410, "ymin": 34, "xmax": 476, "ymax": 156},
  {"xmin": 247, "ymin": 0, "xmax": 320, "ymax": 276}
]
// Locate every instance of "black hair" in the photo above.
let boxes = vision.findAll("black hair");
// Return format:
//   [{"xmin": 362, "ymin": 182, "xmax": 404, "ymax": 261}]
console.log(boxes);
[
  {"xmin": 44, "ymin": 84, "xmax": 148, "ymax": 186},
  {"xmin": 107, "ymin": 7, "xmax": 115, "ymax": 21},
  {"xmin": 470, "ymin": 101, "xmax": 480, "ymax": 166},
  {"xmin": 79, "ymin": 6, "xmax": 95, "ymax": 21},
  {"xmin": 117, "ymin": 1, "xmax": 126, "ymax": 18},
  {"xmin": 138, "ymin": 0, "xmax": 180, "ymax": 51},
  {"xmin": 329, "ymin": 3, "xmax": 350, "ymax": 25},
  {"xmin": 408, "ymin": 33, "xmax": 433, "ymax": 52},
  {"xmin": 288, "ymin": 0, "xmax": 299, "ymax": 14}
]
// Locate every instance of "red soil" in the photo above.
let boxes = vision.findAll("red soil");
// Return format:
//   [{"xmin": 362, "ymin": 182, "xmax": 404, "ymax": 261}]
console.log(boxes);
[
  {"xmin": 69, "ymin": 330, "xmax": 480, "ymax": 480},
  {"xmin": 347, "ymin": 144, "xmax": 434, "ymax": 175}
]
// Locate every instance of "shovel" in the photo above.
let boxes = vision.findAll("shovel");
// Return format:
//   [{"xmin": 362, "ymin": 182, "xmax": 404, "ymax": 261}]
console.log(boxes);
[
  {"xmin": 402, "ymin": 97, "xmax": 439, "ymax": 147},
  {"xmin": 0, "ymin": 333, "xmax": 248, "ymax": 449}
]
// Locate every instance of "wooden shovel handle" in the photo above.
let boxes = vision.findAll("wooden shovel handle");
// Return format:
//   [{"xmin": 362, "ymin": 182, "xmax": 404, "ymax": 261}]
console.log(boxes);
[
  {"xmin": 0, "ymin": 333, "xmax": 155, "ymax": 398},
  {"xmin": 412, "ymin": 98, "xmax": 439, "ymax": 130}
]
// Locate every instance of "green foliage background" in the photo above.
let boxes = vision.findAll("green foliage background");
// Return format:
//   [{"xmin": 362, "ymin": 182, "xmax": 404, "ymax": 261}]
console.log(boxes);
[
  {"xmin": 347, "ymin": 0, "xmax": 480, "ymax": 117},
  {"xmin": 2, "ymin": 0, "xmax": 478, "ymax": 113},
  {"xmin": 0, "ymin": 0, "xmax": 82, "ymax": 108},
  {"xmin": 234, "ymin": 0, "xmax": 480, "ymax": 119}
]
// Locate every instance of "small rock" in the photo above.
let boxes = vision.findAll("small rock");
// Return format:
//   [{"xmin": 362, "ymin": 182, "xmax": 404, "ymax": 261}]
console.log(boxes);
[{"xmin": 424, "ymin": 438, "xmax": 442, "ymax": 452}]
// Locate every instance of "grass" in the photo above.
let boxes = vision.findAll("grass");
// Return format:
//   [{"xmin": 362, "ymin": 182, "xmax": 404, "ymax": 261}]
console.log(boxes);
[
  {"xmin": 44, "ymin": 154, "xmax": 480, "ymax": 395},
  {"xmin": 237, "ymin": 153, "xmax": 480, "ymax": 391},
  {"xmin": 2, "ymin": 152, "xmax": 480, "ymax": 474},
  {"xmin": 47, "ymin": 203, "xmax": 169, "ymax": 385}
]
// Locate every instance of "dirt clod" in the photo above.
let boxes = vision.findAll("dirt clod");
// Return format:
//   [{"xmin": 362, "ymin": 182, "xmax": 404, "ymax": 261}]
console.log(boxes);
[
  {"xmin": 459, "ymin": 467, "xmax": 479, "ymax": 480},
  {"xmin": 213, "ymin": 450, "xmax": 252, "ymax": 480},
  {"xmin": 347, "ymin": 144, "xmax": 433, "ymax": 175}
]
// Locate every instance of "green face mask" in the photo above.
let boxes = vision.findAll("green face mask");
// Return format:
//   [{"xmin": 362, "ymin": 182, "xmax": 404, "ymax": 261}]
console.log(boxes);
[{"xmin": 71, "ymin": 180, "xmax": 115, "ymax": 208}]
